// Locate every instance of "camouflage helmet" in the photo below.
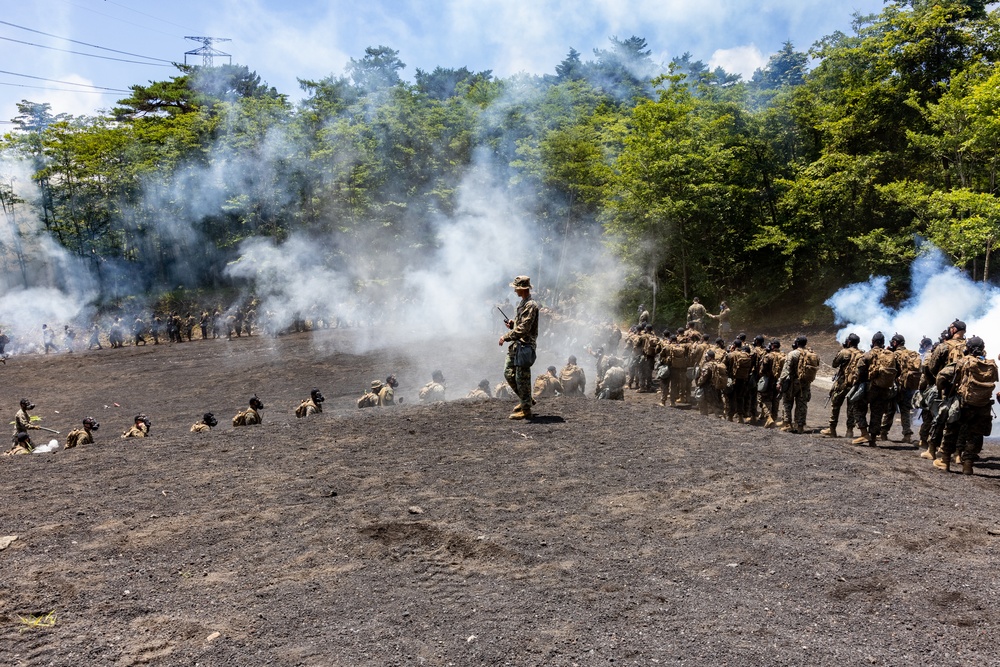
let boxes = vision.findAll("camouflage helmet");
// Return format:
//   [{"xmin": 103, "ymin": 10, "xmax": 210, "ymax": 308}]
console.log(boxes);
[
  {"xmin": 510, "ymin": 275, "xmax": 532, "ymax": 289},
  {"xmin": 370, "ymin": 380, "xmax": 383, "ymax": 390}
]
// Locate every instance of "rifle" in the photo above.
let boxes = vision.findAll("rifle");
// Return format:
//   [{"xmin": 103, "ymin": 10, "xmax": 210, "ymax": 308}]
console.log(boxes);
[{"xmin": 497, "ymin": 305, "xmax": 511, "ymax": 328}]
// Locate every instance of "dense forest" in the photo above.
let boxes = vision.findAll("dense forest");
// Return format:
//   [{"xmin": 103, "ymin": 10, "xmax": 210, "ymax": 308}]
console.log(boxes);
[{"xmin": 1, "ymin": 0, "xmax": 999, "ymax": 326}]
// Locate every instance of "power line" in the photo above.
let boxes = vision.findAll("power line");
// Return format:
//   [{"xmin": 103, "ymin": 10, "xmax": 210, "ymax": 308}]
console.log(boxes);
[
  {"xmin": 0, "ymin": 70, "xmax": 131, "ymax": 93},
  {"xmin": 0, "ymin": 20, "xmax": 174, "ymax": 64},
  {"xmin": 98, "ymin": 0, "xmax": 202, "ymax": 33},
  {"xmin": 57, "ymin": 0, "xmax": 187, "ymax": 39},
  {"xmin": 0, "ymin": 81, "xmax": 122, "ymax": 95},
  {"xmin": 0, "ymin": 35, "xmax": 174, "ymax": 67}
]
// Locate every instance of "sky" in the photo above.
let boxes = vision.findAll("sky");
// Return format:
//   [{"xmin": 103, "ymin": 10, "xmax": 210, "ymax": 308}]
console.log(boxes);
[{"xmin": 0, "ymin": 0, "xmax": 886, "ymax": 123}]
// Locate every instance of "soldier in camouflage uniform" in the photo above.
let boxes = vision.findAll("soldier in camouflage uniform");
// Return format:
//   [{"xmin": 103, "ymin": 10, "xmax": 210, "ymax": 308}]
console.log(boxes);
[
  {"xmin": 918, "ymin": 320, "xmax": 967, "ymax": 461},
  {"xmin": 757, "ymin": 339, "xmax": 784, "ymax": 428},
  {"xmin": 233, "ymin": 396, "xmax": 264, "ymax": 426},
  {"xmin": 190, "ymin": 413, "xmax": 218, "ymax": 433},
  {"xmin": 467, "ymin": 379, "xmax": 492, "ymax": 400},
  {"xmin": 933, "ymin": 336, "xmax": 997, "ymax": 475},
  {"xmin": 65, "ymin": 417, "xmax": 99, "ymax": 448},
  {"xmin": 686, "ymin": 297, "xmax": 708, "ymax": 333},
  {"xmin": 499, "ymin": 276, "xmax": 540, "ymax": 420},
  {"xmin": 419, "ymin": 371, "xmax": 447, "ymax": 403},
  {"xmin": 296, "ymin": 389, "xmax": 325, "ymax": 417},
  {"xmin": 559, "ymin": 356, "xmax": 586, "ymax": 396},
  {"xmin": 597, "ymin": 357, "xmax": 627, "ymax": 400},
  {"xmin": 821, "ymin": 333, "xmax": 862, "ymax": 438},
  {"xmin": 122, "ymin": 414, "xmax": 151, "ymax": 438},
  {"xmin": 533, "ymin": 366, "xmax": 563, "ymax": 399},
  {"xmin": 778, "ymin": 336, "xmax": 813, "ymax": 434},
  {"xmin": 379, "ymin": 375, "xmax": 399, "ymax": 405},
  {"xmin": 851, "ymin": 332, "xmax": 900, "ymax": 447}
]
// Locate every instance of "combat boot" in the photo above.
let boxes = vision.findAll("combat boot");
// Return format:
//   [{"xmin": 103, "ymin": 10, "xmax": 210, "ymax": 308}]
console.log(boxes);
[
  {"xmin": 962, "ymin": 458, "xmax": 974, "ymax": 475},
  {"xmin": 779, "ymin": 424, "xmax": 792, "ymax": 432},
  {"xmin": 856, "ymin": 426, "xmax": 870, "ymax": 441},
  {"xmin": 508, "ymin": 405, "xmax": 525, "ymax": 420},
  {"xmin": 933, "ymin": 456, "xmax": 950, "ymax": 472},
  {"xmin": 901, "ymin": 433, "xmax": 912, "ymax": 445},
  {"xmin": 851, "ymin": 435, "xmax": 869, "ymax": 446},
  {"xmin": 919, "ymin": 443, "xmax": 936, "ymax": 460},
  {"xmin": 879, "ymin": 432, "xmax": 889, "ymax": 442},
  {"xmin": 763, "ymin": 417, "xmax": 775, "ymax": 429},
  {"xmin": 845, "ymin": 427, "xmax": 855, "ymax": 439},
  {"xmin": 820, "ymin": 427, "xmax": 838, "ymax": 438}
]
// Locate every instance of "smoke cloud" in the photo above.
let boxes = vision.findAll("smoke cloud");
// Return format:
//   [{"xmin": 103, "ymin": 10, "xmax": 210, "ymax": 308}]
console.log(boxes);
[{"xmin": 826, "ymin": 245, "xmax": 999, "ymax": 352}]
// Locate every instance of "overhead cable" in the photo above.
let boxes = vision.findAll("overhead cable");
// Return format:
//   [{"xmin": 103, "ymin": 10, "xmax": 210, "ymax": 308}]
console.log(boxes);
[
  {"xmin": 0, "ymin": 35, "xmax": 173, "ymax": 66},
  {"xmin": 0, "ymin": 70, "xmax": 131, "ymax": 92},
  {"xmin": 0, "ymin": 20, "xmax": 173, "ymax": 63},
  {"xmin": 0, "ymin": 81, "xmax": 122, "ymax": 94}
]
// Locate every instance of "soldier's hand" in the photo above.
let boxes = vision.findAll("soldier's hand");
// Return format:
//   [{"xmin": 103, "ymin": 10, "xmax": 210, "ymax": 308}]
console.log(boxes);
[
  {"xmin": 499, "ymin": 337, "xmax": 506, "ymax": 346},
  {"xmin": 505, "ymin": 319, "xmax": 513, "ymax": 329}
]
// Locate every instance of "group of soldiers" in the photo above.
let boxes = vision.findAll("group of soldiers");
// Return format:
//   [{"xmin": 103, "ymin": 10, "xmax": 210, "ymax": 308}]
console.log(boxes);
[
  {"xmin": 3, "ymin": 388, "xmax": 332, "ymax": 455},
  {"xmin": 821, "ymin": 319, "xmax": 998, "ymax": 475}
]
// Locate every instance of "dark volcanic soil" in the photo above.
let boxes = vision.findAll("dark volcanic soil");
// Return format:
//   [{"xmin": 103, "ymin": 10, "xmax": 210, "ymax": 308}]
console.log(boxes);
[{"xmin": 2, "ymin": 330, "xmax": 1000, "ymax": 666}]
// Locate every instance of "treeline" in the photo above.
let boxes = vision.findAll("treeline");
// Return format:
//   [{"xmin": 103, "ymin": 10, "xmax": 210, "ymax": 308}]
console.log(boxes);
[{"xmin": 1, "ymin": 0, "xmax": 999, "ymax": 323}]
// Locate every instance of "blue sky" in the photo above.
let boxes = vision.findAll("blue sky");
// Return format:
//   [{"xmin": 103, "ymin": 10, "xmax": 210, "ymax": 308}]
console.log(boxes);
[{"xmin": 0, "ymin": 0, "xmax": 886, "ymax": 123}]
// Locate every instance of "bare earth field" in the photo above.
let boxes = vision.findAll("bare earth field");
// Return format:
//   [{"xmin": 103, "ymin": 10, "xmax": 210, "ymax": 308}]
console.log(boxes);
[{"xmin": 2, "ymin": 328, "xmax": 1000, "ymax": 666}]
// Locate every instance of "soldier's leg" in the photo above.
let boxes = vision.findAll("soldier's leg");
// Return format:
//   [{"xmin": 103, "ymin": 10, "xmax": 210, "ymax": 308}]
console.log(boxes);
[
  {"xmin": 867, "ymin": 398, "xmax": 887, "ymax": 446},
  {"xmin": 936, "ymin": 417, "xmax": 961, "ymax": 471},
  {"xmin": 503, "ymin": 355, "xmax": 518, "ymax": 394},
  {"xmin": 794, "ymin": 386, "xmax": 811, "ymax": 432},
  {"xmin": 879, "ymin": 398, "xmax": 897, "ymax": 440}
]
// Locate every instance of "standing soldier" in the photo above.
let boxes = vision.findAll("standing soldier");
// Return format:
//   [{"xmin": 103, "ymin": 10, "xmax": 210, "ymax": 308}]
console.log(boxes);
[
  {"xmin": 706, "ymin": 301, "xmax": 731, "ymax": 339},
  {"xmin": 200, "ymin": 311, "xmax": 210, "ymax": 339},
  {"xmin": 820, "ymin": 333, "xmax": 863, "ymax": 438},
  {"xmin": 42, "ymin": 324, "xmax": 58, "ymax": 354},
  {"xmin": 63, "ymin": 325, "xmax": 77, "ymax": 352},
  {"xmin": 881, "ymin": 334, "xmax": 921, "ymax": 444},
  {"xmin": 696, "ymin": 349, "xmax": 726, "ymax": 416},
  {"xmin": 499, "ymin": 275, "xmax": 540, "ymax": 420},
  {"xmin": 151, "ymin": 315, "xmax": 162, "ymax": 344},
  {"xmin": 65, "ymin": 417, "xmax": 99, "ymax": 448},
  {"xmin": 185, "ymin": 313, "xmax": 196, "ymax": 341},
  {"xmin": 13, "ymin": 398, "xmax": 39, "ymax": 442},
  {"xmin": 851, "ymin": 332, "xmax": 900, "ymax": 447},
  {"xmin": 933, "ymin": 336, "xmax": 998, "ymax": 474},
  {"xmin": 918, "ymin": 320, "xmax": 968, "ymax": 460},
  {"xmin": 686, "ymin": 297, "xmax": 708, "ymax": 333},
  {"xmin": 778, "ymin": 336, "xmax": 819, "ymax": 434},
  {"xmin": 133, "ymin": 316, "xmax": 147, "ymax": 346},
  {"xmin": 757, "ymin": 339, "xmax": 785, "ymax": 428},
  {"xmin": 88, "ymin": 323, "xmax": 102, "ymax": 350},
  {"xmin": 725, "ymin": 341, "xmax": 753, "ymax": 423}
]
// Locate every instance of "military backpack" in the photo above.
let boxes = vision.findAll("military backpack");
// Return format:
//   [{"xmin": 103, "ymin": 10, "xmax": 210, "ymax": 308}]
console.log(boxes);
[
  {"xmin": 869, "ymin": 348, "xmax": 898, "ymax": 389},
  {"xmin": 897, "ymin": 349, "xmax": 922, "ymax": 391},
  {"xmin": 729, "ymin": 349, "xmax": 752, "ymax": 380},
  {"xmin": 957, "ymin": 357, "xmax": 998, "ymax": 407},
  {"xmin": 796, "ymin": 348, "xmax": 820, "ymax": 384}
]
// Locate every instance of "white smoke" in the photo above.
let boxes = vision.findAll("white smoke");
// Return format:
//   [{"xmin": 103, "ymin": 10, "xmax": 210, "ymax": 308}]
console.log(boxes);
[
  {"xmin": 32, "ymin": 439, "xmax": 61, "ymax": 454},
  {"xmin": 826, "ymin": 244, "xmax": 999, "ymax": 352}
]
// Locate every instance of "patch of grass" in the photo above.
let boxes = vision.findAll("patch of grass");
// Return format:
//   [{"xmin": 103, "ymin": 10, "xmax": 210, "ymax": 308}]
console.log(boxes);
[{"xmin": 18, "ymin": 611, "xmax": 56, "ymax": 632}]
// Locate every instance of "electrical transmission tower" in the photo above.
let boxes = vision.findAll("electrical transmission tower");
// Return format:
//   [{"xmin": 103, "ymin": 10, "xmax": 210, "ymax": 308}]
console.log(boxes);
[{"xmin": 184, "ymin": 36, "xmax": 232, "ymax": 67}]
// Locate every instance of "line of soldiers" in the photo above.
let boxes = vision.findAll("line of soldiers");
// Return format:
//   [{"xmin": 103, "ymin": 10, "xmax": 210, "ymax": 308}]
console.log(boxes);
[
  {"xmin": 821, "ymin": 320, "xmax": 998, "ymax": 475},
  {"xmin": 3, "ymin": 388, "xmax": 327, "ymax": 455}
]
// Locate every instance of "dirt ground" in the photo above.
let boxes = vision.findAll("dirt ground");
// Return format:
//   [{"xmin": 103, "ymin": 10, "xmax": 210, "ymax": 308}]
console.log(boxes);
[{"xmin": 2, "ymin": 327, "xmax": 1000, "ymax": 666}]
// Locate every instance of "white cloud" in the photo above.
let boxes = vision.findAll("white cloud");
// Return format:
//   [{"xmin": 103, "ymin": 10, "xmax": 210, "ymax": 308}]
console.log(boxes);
[{"xmin": 709, "ymin": 44, "xmax": 766, "ymax": 79}]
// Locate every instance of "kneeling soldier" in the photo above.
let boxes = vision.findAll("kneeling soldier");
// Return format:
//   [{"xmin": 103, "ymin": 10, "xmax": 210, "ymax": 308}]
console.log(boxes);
[
  {"xmin": 233, "ymin": 396, "xmax": 264, "ymax": 426},
  {"xmin": 191, "ymin": 412, "xmax": 219, "ymax": 433},
  {"xmin": 66, "ymin": 417, "xmax": 99, "ymax": 448}
]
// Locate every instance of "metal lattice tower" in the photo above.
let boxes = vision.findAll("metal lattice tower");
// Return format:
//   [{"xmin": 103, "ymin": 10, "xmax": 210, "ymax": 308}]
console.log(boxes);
[{"xmin": 184, "ymin": 36, "xmax": 232, "ymax": 67}]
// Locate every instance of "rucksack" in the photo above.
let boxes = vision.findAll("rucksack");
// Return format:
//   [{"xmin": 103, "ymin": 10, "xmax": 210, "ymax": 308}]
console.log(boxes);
[
  {"xmin": 357, "ymin": 392, "xmax": 379, "ymax": 409},
  {"xmin": 869, "ymin": 348, "xmax": 898, "ymax": 389},
  {"xmin": 796, "ymin": 348, "xmax": 820, "ymax": 384},
  {"xmin": 729, "ymin": 350, "xmax": 752, "ymax": 380},
  {"xmin": 670, "ymin": 342, "xmax": 688, "ymax": 364},
  {"xmin": 711, "ymin": 361, "xmax": 729, "ymax": 391},
  {"xmin": 643, "ymin": 334, "xmax": 660, "ymax": 357},
  {"xmin": 957, "ymin": 357, "xmax": 998, "ymax": 407},
  {"xmin": 842, "ymin": 348, "xmax": 863, "ymax": 385},
  {"xmin": 295, "ymin": 401, "xmax": 309, "ymax": 418},
  {"xmin": 897, "ymin": 349, "xmax": 922, "ymax": 391}
]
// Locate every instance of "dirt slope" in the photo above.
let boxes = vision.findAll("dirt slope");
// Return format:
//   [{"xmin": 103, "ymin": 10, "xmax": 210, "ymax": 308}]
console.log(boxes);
[{"xmin": 1, "ymin": 330, "xmax": 998, "ymax": 666}]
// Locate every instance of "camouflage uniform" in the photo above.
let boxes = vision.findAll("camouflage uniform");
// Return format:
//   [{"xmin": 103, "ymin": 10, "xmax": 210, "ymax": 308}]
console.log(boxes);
[
  {"xmin": 935, "ymin": 345, "xmax": 998, "ymax": 473},
  {"xmin": 296, "ymin": 398, "xmax": 322, "ymax": 417},
  {"xmin": 686, "ymin": 299, "xmax": 708, "ymax": 333},
  {"xmin": 598, "ymin": 364, "xmax": 626, "ymax": 400},
  {"xmin": 191, "ymin": 422, "xmax": 212, "ymax": 433},
  {"xmin": 824, "ymin": 342, "xmax": 863, "ymax": 436},
  {"xmin": 419, "ymin": 374, "xmax": 446, "ymax": 403},
  {"xmin": 501, "ymin": 281, "xmax": 540, "ymax": 414},
  {"xmin": 852, "ymin": 336, "xmax": 899, "ymax": 446},
  {"xmin": 778, "ymin": 343, "xmax": 813, "ymax": 433},
  {"xmin": 757, "ymin": 345, "xmax": 785, "ymax": 427},
  {"xmin": 559, "ymin": 360, "xmax": 586, "ymax": 396},
  {"xmin": 65, "ymin": 428, "xmax": 94, "ymax": 448},
  {"xmin": 121, "ymin": 423, "xmax": 149, "ymax": 438},
  {"xmin": 232, "ymin": 407, "xmax": 262, "ymax": 426},
  {"xmin": 494, "ymin": 383, "xmax": 517, "ymax": 400},
  {"xmin": 532, "ymin": 370, "xmax": 563, "ymax": 399}
]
